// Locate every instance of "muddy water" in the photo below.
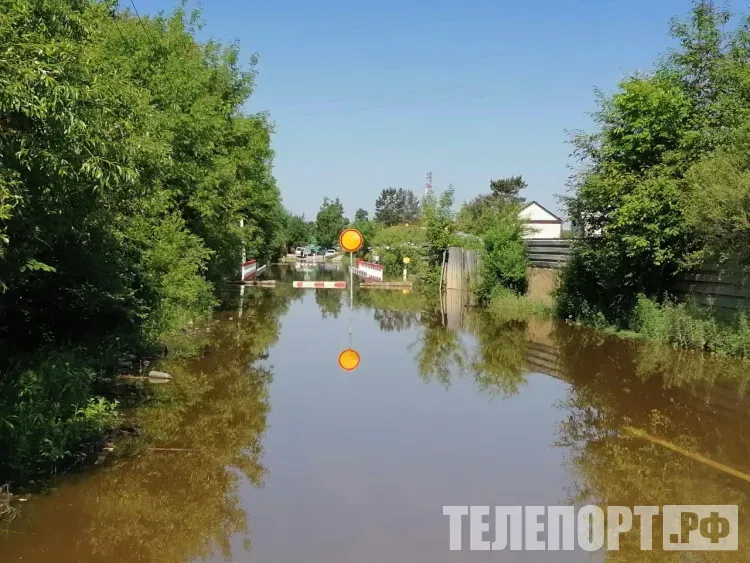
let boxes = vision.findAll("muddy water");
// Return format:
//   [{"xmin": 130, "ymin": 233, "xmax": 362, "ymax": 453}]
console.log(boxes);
[{"xmin": 2, "ymin": 269, "xmax": 750, "ymax": 562}]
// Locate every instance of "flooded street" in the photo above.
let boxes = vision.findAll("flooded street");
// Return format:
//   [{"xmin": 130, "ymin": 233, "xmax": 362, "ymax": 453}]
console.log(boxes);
[{"xmin": 2, "ymin": 266, "xmax": 750, "ymax": 562}]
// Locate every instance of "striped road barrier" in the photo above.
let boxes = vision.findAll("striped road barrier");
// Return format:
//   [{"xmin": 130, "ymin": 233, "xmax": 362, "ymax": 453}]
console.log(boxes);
[
  {"xmin": 241, "ymin": 259, "xmax": 257, "ymax": 281},
  {"xmin": 352, "ymin": 259, "xmax": 384, "ymax": 281},
  {"xmin": 293, "ymin": 281, "xmax": 347, "ymax": 289}
]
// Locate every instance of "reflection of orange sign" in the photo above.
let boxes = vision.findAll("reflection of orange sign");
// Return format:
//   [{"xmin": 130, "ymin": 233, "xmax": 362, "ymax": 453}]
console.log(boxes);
[
  {"xmin": 339, "ymin": 228, "xmax": 364, "ymax": 253},
  {"xmin": 338, "ymin": 348, "xmax": 361, "ymax": 372}
]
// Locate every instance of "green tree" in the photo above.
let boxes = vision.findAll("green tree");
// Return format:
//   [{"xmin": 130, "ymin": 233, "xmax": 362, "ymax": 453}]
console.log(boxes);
[
  {"xmin": 422, "ymin": 186, "xmax": 456, "ymax": 266},
  {"xmin": 684, "ymin": 123, "xmax": 750, "ymax": 266},
  {"xmin": 0, "ymin": 0, "xmax": 282, "ymax": 482},
  {"xmin": 280, "ymin": 211, "xmax": 311, "ymax": 251},
  {"xmin": 558, "ymin": 1, "xmax": 750, "ymax": 325},
  {"xmin": 475, "ymin": 205, "xmax": 529, "ymax": 301},
  {"xmin": 374, "ymin": 187, "xmax": 420, "ymax": 226},
  {"xmin": 489, "ymin": 175, "xmax": 527, "ymax": 205},
  {"xmin": 354, "ymin": 208, "xmax": 369, "ymax": 222},
  {"xmin": 315, "ymin": 197, "xmax": 347, "ymax": 247},
  {"xmin": 456, "ymin": 175, "xmax": 527, "ymax": 235}
]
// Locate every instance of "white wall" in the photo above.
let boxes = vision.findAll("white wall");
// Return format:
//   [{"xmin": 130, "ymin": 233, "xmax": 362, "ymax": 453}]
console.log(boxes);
[
  {"xmin": 519, "ymin": 204, "xmax": 553, "ymax": 222},
  {"xmin": 519, "ymin": 203, "xmax": 562, "ymax": 239},
  {"xmin": 524, "ymin": 222, "xmax": 562, "ymax": 239}
]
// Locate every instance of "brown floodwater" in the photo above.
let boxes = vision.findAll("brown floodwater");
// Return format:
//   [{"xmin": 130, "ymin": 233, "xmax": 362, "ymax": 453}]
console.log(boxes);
[{"xmin": 1, "ymin": 264, "xmax": 750, "ymax": 562}]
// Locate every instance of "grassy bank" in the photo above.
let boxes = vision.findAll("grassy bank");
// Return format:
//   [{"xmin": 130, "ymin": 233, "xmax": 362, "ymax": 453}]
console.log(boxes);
[
  {"xmin": 559, "ymin": 294, "xmax": 750, "ymax": 359},
  {"xmin": 486, "ymin": 287, "xmax": 550, "ymax": 324},
  {"xmin": 630, "ymin": 297, "xmax": 750, "ymax": 358}
]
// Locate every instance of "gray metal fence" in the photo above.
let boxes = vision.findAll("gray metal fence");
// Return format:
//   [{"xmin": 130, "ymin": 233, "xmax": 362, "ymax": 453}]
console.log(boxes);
[
  {"xmin": 674, "ymin": 265, "xmax": 750, "ymax": 311},
  {"xmin": 527, "ymin": 239, "xmax": 571, "ymax": 269}
]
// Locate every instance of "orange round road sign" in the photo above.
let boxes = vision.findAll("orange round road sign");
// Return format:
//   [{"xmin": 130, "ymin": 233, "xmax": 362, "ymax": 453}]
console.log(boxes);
[
  {"xmin": 339, "ymin": 228, "xmax": 364, "ymax": 253},
  {"xmin": 338, "ymin": 348, "xmax": 361, "ymax": 372}
]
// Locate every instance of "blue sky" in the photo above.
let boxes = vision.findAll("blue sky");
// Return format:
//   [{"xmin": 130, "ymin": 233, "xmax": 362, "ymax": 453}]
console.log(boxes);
[{"xmin": 139, "ymin": 0, "xmax": 696, "ymax": 219}]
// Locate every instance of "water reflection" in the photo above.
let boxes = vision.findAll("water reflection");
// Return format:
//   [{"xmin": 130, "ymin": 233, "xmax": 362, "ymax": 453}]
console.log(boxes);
[
  {"xmin": 413, "ymin": 302, "xmax": 750, "ymax": 559},
  {"xmin": 0, "ymin": 289, "xmax": 285, "ymax": 562},
  {"xmin": 2, "ymin": 287, "xmax": 750, "ymax": 561}
]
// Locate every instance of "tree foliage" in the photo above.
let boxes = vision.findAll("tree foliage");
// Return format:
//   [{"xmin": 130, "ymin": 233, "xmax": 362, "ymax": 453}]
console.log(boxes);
[
  {"xmin": 0, "ymin": 0, "xmax": 282, "ymax": 481},
  {"xmin": 279, "ymin": 211, "xmax": 312, "ymax": 252},
  {"xmin": 475, "ymin": 205, "xmax": 529, "ymax": 302},
  {"xmin": 422, "ymin": 186, "xmax": 456, "ymax": 267},
  {"xmin": 456, "ymin": 175, "xmax": 527, "ymax": 235},
  {"xmin": 374, "ymin": 187, "xmax": 420, "ymax": 226},
  {"xmin": 559, "ymin": 1, "xmax": 750, "ymax": 325},
  {"xmin": 489, "ymin": 175, "xmax": 527, "ymax": 205},
  {"xmin": 315, "ymin": 197, "xmax": 347, "ymax": 248},
  {"xmin": 354, "ymin": 208, "xmax": 369, "ymax": 222}
]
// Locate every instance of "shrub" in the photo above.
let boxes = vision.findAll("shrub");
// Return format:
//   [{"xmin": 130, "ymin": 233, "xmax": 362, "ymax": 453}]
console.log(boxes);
[
  {"xmin": 0, "ymin": 352, "xmax": 120, "ymax": 482},
  {"xmin": 475, "ymin": 207, "xmax": 529, "ymax": 303}
]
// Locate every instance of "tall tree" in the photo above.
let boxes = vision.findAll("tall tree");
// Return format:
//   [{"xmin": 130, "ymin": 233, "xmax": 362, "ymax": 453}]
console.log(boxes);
[
  {"xmin": 354, "ymin": 208, "xmax": 369, "ymax": 222},
  {"xmin": 559, "ymin": 0, "xmax": 750, "ymax": 324},
  {"xmin": 280, "ymin": 211, "xmax": 311, "ymax": 251},
  {"xmin": 374, "ymin": 188, "xmax": 420, "ymax": 226},
  {"xmin": 489, "ymin": 176, "xmax": 527, "ymax": 205},
  {"xmin": 315, "ymin": 197, "xmax": 347, "ymax": 247}
]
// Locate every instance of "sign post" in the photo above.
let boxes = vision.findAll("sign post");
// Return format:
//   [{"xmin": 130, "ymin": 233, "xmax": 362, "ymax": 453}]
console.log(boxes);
[
  {"xmin": 338, "ymin": 228, "xmax": 365, "ymax": 372},
  {"xmin": 403, "ymin": 256, "xmax": 411, "ymax": 281}
]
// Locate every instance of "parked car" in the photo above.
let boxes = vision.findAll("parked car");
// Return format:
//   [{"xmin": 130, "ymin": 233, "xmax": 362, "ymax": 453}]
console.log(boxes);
[
  {"xmin": 295, "ymin": 246, "xmax": 311, "ymax": 258},
  {"xmin": 324, "ymin": 249, "xmax": 336, "ymax": 258}
]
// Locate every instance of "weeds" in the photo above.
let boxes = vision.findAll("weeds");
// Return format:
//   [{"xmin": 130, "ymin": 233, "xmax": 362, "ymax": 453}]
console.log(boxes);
[
  {"xmin": 487, "ymin": 287, "xmax": 549, "ymax": 324},
  {"xmin": 631, "ymin": 296, "xmax": 750, "ymax": 358},
  {"xmin": 0, "ymin": 351, "xmax": 120, "ymax": 483}
]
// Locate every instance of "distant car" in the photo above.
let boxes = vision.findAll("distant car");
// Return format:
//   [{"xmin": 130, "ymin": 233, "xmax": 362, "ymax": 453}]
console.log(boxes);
[
  {"xmin": 295, "ymin": 246, "xmax": 311, "ymax": 258},
  {"xmin": 324, "ymin": 249, "xmax": 336, "ymax": 258}
]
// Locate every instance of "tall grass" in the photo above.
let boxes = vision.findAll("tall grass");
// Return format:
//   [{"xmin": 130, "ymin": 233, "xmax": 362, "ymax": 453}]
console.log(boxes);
[
  {"xmin": 487, "ymin": 287, "xmax": 549, "ymax": 324},
  {"xmin": 631, "ymin": 296, "xmax": 750, "ymax": 358},
  {"xmin": 0, "ymin": 351, "xmax": 120, "ymax": 484}
]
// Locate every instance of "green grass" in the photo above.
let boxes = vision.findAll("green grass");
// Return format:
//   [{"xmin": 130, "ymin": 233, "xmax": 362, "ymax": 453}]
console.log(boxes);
[
  {"xmin": 630, "ymin": 296, "xmax": 750, "ymax": 358},
  {"xmin": 486, "ymin": 287, "xmax": 550, "ymax": 324}
]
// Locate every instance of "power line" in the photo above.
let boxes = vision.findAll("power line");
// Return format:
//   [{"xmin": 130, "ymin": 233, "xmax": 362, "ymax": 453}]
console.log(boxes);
[
  {"xmin": 265, "ymin": 82, "xmax": 577, "ymax": 118},
  {"xmin": 268, "ymin": 79, "xmax": 524, "ymax": 112},
  {"xmin": 110, "ymin": 11, "xmax": 129, "ymax": 44},
  {"xmin": 129, "ymin": 0, "xmax": 160, "ymax": 51},
  {"xmin": 257, "ymin": 51, "xmax": 516, "ymax": 84}
]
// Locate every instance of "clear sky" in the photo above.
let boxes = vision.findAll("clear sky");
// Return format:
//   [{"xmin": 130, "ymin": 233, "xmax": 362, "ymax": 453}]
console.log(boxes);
[{"xmin": 139, "ymin": 0, "xmax": 695, "ymax": 219}]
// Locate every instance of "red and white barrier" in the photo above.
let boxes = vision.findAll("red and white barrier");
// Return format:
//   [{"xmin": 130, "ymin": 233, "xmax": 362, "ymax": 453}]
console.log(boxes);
[
  {"xmin": 294, "ymin": 281, "xmax": 347, "ymax": 289},
  {"xmin": 352, "ymin": 259, "xmax": 384, "ymax": 281},
  {"xmin": 241, "ymin": 260, "xmax": 257, "ymax": 281}
]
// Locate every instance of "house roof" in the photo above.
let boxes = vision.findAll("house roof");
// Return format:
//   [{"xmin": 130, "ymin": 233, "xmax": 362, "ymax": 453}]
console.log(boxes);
[{"xmin": 519, "ymin": 200, "xmax": 563, "ymax": 223}]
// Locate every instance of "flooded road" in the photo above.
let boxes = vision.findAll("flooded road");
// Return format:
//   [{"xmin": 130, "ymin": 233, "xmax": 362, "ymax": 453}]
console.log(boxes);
[{"xmin": 2, "ymin": 266, "xmax": 750, "ymax": 562}]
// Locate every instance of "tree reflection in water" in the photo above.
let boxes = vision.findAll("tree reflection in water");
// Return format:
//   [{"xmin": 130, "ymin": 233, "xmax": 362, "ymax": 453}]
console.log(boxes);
[
  {"xmin": 0, "ymin": 288, "xmax": 286, "ymax": 563},
  {"xmin": 411, "ymin": 303, "xmax": 750, "ymax": 559}
]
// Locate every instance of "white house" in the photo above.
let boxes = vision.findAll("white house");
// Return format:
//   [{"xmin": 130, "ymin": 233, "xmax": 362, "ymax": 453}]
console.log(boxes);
[{"xmin": 519, "ymin": 201, "xmax": 563, "ymax": 239}]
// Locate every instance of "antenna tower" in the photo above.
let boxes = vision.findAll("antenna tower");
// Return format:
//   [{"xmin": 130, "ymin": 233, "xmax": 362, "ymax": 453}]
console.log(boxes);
[{"xmin": 425, "ymin": 171, "xmax": 433, "ymax": 197}]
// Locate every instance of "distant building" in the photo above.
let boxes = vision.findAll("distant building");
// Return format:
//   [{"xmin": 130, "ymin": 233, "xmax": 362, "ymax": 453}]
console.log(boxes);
[{"xmin": 519, "ymin": 201, "xmax": 563, "ymax": 239}]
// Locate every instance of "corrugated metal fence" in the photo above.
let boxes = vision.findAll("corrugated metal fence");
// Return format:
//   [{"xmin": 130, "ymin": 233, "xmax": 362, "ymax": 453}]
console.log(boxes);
[
  {"xmin": 526, "ymin": 239, "xmax": 750, "ymax": 310},
  {"xmin": 674, "ymin": 264, "xmax": 750, "ymax": 311},
  {"xmin": 527, "ymin": 239, "xmax": 572, "ymax": 269}
]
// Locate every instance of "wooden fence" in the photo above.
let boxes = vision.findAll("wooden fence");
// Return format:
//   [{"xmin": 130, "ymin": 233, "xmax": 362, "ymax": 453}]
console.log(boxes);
[{"xmin": 444, "ymin": 246, "xmax": 481, "ymax": 292}]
